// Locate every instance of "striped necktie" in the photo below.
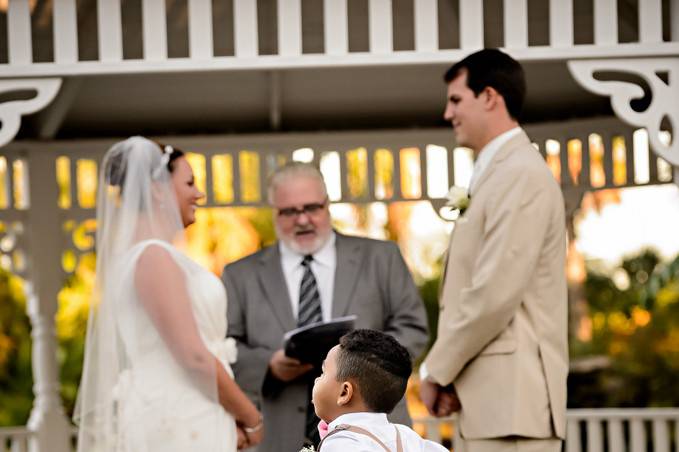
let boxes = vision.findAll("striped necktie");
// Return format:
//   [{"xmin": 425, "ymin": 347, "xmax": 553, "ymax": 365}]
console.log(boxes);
[{"xmin": 298, "ymin": 255, "xmax": 323, "ymax": 327}]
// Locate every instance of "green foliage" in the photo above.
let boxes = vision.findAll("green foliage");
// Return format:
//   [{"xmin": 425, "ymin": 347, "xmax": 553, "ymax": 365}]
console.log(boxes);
[
  {"xmin": 569, "ymin": 249, "xmax": 679, "ymax": 408},
  {"xmin": 0, "ymin": 270, "xmax": 34, "ymax": 426}
]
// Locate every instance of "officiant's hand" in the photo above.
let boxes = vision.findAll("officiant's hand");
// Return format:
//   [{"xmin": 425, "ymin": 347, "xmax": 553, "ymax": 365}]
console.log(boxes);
[{"xmin": 269, "ymin": 349, "xmax": 314, "ymax": 382}]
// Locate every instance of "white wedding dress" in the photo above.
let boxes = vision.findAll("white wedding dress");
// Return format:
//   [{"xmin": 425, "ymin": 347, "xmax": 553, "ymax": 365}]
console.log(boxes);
[{"xmin": 114, "ymin": 239, "xmax": 237, "ymax": 452}]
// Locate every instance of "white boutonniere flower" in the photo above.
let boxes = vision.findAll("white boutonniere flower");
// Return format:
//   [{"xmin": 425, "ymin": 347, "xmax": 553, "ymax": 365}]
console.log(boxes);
[
  {"xmin": 299, "ymin": 446, "xmax": 316, "ymax": 452},
  {"xmin": 445, "ymin": 186, "xmax": 470, "ymax": 215}
]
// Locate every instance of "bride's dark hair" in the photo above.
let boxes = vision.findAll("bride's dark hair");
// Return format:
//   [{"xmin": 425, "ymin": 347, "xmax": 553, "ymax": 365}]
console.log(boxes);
[{"xmin": 105, "ymin": 140, "xmax": 185, "ymax": 191}]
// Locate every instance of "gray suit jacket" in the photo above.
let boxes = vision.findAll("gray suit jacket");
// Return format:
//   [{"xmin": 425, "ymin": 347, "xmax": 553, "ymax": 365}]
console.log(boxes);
[{"xmin": 222, "ymin": 232, "xmax": 428, "ymax": 452}]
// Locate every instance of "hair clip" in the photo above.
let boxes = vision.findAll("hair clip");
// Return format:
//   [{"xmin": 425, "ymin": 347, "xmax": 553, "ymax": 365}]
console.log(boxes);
[{"xmin": 153, "ymin": 145, "xmax": 173, "ymax": 179}]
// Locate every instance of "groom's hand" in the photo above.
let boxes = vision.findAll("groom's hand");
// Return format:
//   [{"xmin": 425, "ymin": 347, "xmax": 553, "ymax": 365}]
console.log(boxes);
[
  {"xmin": 268, "ymin": 349, "xmax": 314, "ymax": 382},
  {"xmin": 419, "ymin": 379, "xmax": 441, "ymax": 416},
  {"xmin": 435, "ymin": 385, "xmax": 461, "ymax": 416}
]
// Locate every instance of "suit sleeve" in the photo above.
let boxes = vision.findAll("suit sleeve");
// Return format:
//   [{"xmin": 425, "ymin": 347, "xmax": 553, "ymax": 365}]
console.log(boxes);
[
  {"xmin": 381, "ymin": 242, "xmax": 429, "ymax": 361},
  {"xmin": 425, "ymin": 169, "xmax": 555, "ymax": 385},
  {"xmin": 222, "ymin": 265, "xmax": 275, "ymax": 401}
]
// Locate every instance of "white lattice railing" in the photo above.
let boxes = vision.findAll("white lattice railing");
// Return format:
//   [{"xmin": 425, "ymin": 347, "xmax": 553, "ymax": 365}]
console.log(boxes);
[
  {"xmin": 0, "ymin": 427, "xmax": 33, "ymax": 452},
  {"xmin": 1, "ymin": 0, "xmax": 678, "ymax": 77},
  {"xmin": 1, "ymin": 408, "xmax": 676, "ymax": 452},
  {"xmin": 414, "ymin": 408, "xmax": 679, "ymax": 451}
]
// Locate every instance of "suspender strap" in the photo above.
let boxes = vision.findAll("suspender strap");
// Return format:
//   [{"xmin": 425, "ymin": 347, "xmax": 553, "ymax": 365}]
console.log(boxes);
[{"xmin": 317, "ymin": 424, "xmax": 403, "ymax": 452}]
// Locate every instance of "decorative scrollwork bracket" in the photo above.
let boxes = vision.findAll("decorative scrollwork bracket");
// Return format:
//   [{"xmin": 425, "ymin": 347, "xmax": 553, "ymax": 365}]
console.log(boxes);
[
  {"xmin": 568, "ymin": 58, "xmax": 679, "ymax": 183},
  {"xmin": 0, "ymin": 78, "xmax": 62, "ymax": 148}
]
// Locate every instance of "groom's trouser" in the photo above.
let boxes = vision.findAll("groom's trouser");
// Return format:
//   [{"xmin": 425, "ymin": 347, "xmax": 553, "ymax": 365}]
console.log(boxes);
[{"xmin": 461, "ymin": 438, "xmax": 562, "ymax": 452}]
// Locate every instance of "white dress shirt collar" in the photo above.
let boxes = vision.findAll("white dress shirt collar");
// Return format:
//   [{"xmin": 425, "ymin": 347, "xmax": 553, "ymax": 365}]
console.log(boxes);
[
  {"xmin": 328, "ymin": 411, "xmax": 389, "ymax": 431},
  {"xmin": 469, "ymin": 126, "xmax": 522, "ymax": 195},
  {"xmin": 279, "ymin": 232, "xmax": 336, "ymax": 322}
]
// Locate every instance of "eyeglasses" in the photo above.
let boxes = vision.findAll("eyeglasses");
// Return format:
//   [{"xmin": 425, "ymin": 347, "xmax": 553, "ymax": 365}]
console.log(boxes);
[{"xmin": 276, "ymin": 200, "xmax": 327, "ymax": 218}]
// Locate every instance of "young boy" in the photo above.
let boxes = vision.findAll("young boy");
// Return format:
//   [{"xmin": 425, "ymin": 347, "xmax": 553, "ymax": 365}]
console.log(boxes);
[{"xmin": 311, "ymin": 329, "xmax": 449, "ymax": 452}]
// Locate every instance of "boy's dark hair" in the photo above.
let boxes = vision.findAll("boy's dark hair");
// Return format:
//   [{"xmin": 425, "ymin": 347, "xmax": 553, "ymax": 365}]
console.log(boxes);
[
  {"xmin": 335, "ymin": 329, "xmax": 412, "ymax": 414},
  {"xmin": 444, "ymin": 48, "xmax": 526, "ymax": 121}
]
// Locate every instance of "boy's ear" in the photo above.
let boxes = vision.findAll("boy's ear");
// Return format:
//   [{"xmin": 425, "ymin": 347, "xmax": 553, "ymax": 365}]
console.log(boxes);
[{"xmin": 337, "ymin": 381, "xmax": 354, "ymax": 406}]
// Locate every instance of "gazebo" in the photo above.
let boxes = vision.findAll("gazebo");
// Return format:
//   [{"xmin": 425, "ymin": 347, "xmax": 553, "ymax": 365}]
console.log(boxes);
[{"xmin": 0, "ymin": 1, "xmax": 678, "ymax": 451}]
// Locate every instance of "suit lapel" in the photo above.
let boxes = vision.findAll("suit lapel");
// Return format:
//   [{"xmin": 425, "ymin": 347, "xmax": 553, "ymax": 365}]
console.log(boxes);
[
  {"xmin": 332, "ymin": 233, "xmax": 362, "ymax": 318},
  {"xmin": 257, "ymin": 245, "xmax": 296, "ymax": 331},
  {"xmin": 472, "ymin": 130, "xmax": 532, "ymax": 195}
]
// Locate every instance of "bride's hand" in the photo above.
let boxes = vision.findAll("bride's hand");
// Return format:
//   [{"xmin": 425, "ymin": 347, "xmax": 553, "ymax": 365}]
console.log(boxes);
[
  {"xmin": 236, "ymin": 426, "xmax": 248, "ymax": 450},
  {"xmin": 239, "ymin": 414, "xmax": 263, "ymax": 448},
  {"xmin": 243, "ymin": 421, "xmax": 263, "ymax": 447}
]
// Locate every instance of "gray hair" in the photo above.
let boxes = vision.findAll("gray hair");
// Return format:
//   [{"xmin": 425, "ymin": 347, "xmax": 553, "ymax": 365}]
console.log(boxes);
[{"xmin": 267, "ymin": 161, "xmax": 328, "ymax": 205}]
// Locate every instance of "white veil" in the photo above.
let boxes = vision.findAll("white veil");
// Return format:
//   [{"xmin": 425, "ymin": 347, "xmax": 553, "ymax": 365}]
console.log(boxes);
[{"xmin": 74, "ymin": 137, "xmax": 223, "ymax": 451}]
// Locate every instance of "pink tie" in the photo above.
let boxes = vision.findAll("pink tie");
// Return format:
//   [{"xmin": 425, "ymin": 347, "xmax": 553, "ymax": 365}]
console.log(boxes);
[{"xmin": 318, "ymin": 420, "xmax": 329, "ymax": 439}]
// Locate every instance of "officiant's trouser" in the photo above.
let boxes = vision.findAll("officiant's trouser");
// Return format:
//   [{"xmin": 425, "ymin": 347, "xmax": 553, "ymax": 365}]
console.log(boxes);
[{"xmin": 460, "ymin": 437, "xmax": 562, "ymax": 452}]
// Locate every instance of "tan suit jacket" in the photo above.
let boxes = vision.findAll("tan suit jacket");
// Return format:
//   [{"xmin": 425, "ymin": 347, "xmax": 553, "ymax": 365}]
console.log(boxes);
[{"xmin": 424, "ymin": 130, "xmax": 568, "ymax": 440}]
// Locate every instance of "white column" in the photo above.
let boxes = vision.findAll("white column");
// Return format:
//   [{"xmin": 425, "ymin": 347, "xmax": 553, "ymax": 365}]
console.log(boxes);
[
  {"xmin": 278, "ymin": 0, "xmax": 302, "ymax": 56},
  {"xmin": 550, "ymin": 0, "xmax": 573, "ymax": 47},
  {"xmin": 53, "ymin": 0, "xmax": 79, "ymax": 64},
  {"xmin": 593, "ymin": 0, "xmax": 617, "ymax": 46},
  {"xmin": 189, "ymin": 0, "xmax": 214, "ymax": 59},
  {"xmin": 7, "ymin": 0, "xmax": 32, "ymax": 65},
  {"xmin": 639, "ymin": 0, "xmax": 663, "ymax": 43},
  {"xmin": 369, "ymin": 0, "xmax": 393, "ymax": 54},
  {"xmin": 25, "ymin": 151, "xmax": 70, "ymax": 452},
  {"xmin": 324, "ymin": 0, "xmax": 348, "ymax": 55},
  {"xmin": 459, "ymin": 0, "xmax": 483, "ymax": 50},
  {"xmin": 234, "ymin": 0, "xmax": 259, "ymax": 57},
  {"xmin": 504, "ymin": 0, "xmax": 528, "ymax": 49},
  {"xmin": 97, "ymin": 0, "xmax": 123, "ymax": 62},
  {"xmin": 142, "ymin": 0, "xmax": 168, "ymax": 60},
  {"xmin": 414, "ymin": 0, "xmax": 438, "ymax": 52}
]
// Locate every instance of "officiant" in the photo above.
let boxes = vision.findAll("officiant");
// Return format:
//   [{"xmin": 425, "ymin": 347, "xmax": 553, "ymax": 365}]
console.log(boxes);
[{"xmin": 222, "ymin": 162, "xmax": 428, "ymax": 452}]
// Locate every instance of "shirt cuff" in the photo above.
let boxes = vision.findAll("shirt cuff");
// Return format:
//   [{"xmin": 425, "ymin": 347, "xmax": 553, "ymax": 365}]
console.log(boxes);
[{"xmin": 419, "ymin": 362, "xmax": 430, "ymax": 382}]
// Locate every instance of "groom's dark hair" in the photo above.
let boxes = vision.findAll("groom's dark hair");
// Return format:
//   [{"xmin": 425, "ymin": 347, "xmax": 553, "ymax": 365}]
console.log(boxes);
[{"xmin": 335, "ymin": 329, "xmax": 412, "ymax": 413}]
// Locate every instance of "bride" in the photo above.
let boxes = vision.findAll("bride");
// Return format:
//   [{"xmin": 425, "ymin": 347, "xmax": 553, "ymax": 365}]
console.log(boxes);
[{"xmin": 74, "ymin": 137, "xmax": 263, "ymax": 451}]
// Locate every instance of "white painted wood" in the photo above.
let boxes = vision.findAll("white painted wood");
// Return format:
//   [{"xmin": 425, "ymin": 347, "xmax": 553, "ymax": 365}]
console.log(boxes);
[
  {"xmin": 53, "ymin": 0, "xmax": 79, "ymax": 64},
  {"xmin": 278, "ymin": 0, "xmax": 303, "ymax": 56},
  {"xmin": 24, "ymin": 153, "xmax": 71, "ymax": 452},
  {"xmin": 7, "ymin": 0, "xmax": 32, "ymax": 65},
  {"xmin": 566, "ymin": 419, "xmax": 582, "ymax": 452},
  {"xmin": 586, "ymin": 419, "xmax": 604, "ymax": 452},
  {"xmin": 550, "ymin": 0, "xmax": 573, "ymax": 47},
  {"xmin": 607, "ymin": 419, "xmax": 625, "ymax": 451},
  {"xmin": 652, "ymin": 419, "xmax": 670, "ymax": 452},
  {"xmin": 324, "ymin": 0, "xmax": 348, "ymax": 55},
  {"xmin": 234, "ymin": 0, "xmax": 259, "ymax": 57},
  {"xmin": 504, "ymin": 0, "xmax": 528, "ymax": 49},
  {"xmin": 630, "ymin": 418, "xmax": 646, "ymax": 452},
  {"xmin": 639, "ymin": 0, "xmax": 663, "ymax": 43},
  {"xmin": 142, "ymin": 0, "xmax": 168, "ymax": 60},
  {"xmin": 415, "ymin": 0, "xmax": 438, "ymax": 52},
  {"xmin": 189, "ymin": 0, "xmax": 214, "ymax": 59},
  {"xmin": 97, "ymin": 0, "xmax": 123, "ymax": 62},
  {"xmin": 369, "ymin": 0, "xmax": 393, "ymax": 54},
  {"xmin": 460, "ymin": 0, "xmax": 484, "ymax": 50},
  {"xmin": 1, "ymin": 42, "xmax": 679, "ymax": 78},
  {"xmin": 672, "ymin": 0, "xmax": 679, "ymax": 42},
  {"xmin": 594, "ymin": 0, "xmax": 617, "ymax": 45}
]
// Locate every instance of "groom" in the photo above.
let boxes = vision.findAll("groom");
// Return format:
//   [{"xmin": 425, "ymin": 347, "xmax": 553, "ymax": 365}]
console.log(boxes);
[{"xmin": 419, "ymin": 49, "xmax": 569, "ymax": 451}]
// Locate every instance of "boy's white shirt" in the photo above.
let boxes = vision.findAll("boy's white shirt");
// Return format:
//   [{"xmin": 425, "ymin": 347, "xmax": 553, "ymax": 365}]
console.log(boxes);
[{"xmin": 322, "ymin": 412, "xmax": 449, "ymax": 452}]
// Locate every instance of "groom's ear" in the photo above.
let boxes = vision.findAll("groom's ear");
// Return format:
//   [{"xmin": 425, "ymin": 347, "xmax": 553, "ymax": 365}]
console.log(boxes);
[{"xmin": 337, "ymin": 381, "xmax": 354, "ymax": 406}]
